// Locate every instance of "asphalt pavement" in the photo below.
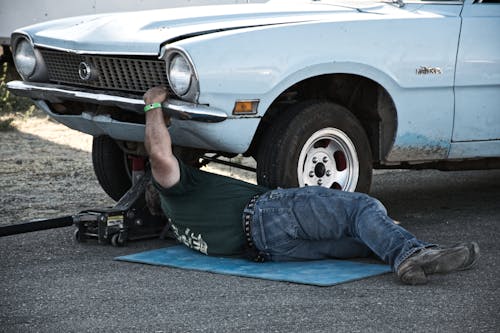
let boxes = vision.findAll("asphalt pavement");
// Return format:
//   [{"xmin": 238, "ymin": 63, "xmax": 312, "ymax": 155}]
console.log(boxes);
[{"xmin": 1, "ymin": 169, "xmax": 499, "ymax": 332}]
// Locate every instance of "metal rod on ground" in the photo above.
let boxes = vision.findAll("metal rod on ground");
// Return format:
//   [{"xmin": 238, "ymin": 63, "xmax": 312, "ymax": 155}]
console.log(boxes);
[{"xmin": 0, "ymin": 216, "xmax": 74, "ymax": 237}]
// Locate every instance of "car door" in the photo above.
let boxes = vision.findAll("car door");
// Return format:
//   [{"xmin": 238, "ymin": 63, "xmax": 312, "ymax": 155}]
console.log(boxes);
[{"xmin": 450, "ymin": 0, "xmax": 500, "ymax": 158}]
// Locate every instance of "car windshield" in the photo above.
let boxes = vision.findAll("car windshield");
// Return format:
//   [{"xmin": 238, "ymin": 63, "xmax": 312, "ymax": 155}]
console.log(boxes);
[
  {"xmin": 266, "ymin": 0, "xmax": 399, "ymax": 9},
  {"xmin": 268, "ymin": 0, "xmax": 462, "ymax": 5}
]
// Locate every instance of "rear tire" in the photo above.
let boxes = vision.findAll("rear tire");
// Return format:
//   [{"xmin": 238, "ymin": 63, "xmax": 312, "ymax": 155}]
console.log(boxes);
[
  {"xmin": 92, "ymin": 136, "xmax": 132, "ymax": 201},
  {"xmin": 257, "ymin": 100, "xmax": 372, "ymax": 193},
  {"xmin": 91, "ymin": 138, "xmax": 205, "ymax": 201}
]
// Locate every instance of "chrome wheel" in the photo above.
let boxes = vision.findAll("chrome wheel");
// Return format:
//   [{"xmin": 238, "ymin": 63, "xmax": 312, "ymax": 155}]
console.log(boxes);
[
  {"xmin": 297, "ymin": 128, "xmax": 359, "ymax": 191},
  {"xmin": 257, "ymin": 100, "xmax": 372, "ymax": 193}
]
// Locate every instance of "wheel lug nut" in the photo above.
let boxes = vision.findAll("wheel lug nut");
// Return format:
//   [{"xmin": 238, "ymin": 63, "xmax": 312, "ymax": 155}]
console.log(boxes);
[
  {"xmin": 326, "ymin": 170, "xmax": 331, "ymax": 177},
  {"xmin": 309, "ymin": 171, "xmax": 314, "ymax": 177},
  {"xmin": 317, "ymin": 179, "xmax": 323, "ymax": 185},
  {"xmin": 323, "ymin": 156, "xmax": 329, "ymax": 163},
  {"xmin": 312, "ymin": 157, "xmax": 318, "ymax": 163}
]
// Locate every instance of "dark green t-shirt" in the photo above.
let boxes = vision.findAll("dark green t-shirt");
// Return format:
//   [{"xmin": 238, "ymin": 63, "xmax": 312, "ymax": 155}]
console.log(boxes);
[{"xmin": 154, "ymin": 161, "xmax": 268, "ymax": 256}]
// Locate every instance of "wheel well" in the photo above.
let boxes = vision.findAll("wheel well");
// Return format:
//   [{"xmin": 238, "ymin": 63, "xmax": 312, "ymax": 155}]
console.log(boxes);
[{"xmin": 249, "ymin": 74, "xmax": 397, "ymax": 162}]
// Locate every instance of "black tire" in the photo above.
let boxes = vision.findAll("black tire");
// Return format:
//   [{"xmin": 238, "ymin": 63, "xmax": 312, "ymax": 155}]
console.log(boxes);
[
  {"xmin": 92, "ymin": 136, "xmax": 132, "ymax": 201},
  {"xmin": 257, "ymin": 100, "xmax": 372, "ymax": 193},
  {"xmin": 91, "ymin": 138, "xmax": 203, "ymax": 201}
]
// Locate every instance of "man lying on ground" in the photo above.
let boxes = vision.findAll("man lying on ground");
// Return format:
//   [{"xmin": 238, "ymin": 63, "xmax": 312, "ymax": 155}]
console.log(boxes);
[{"xmin": 143, "ymin": 86, "xmax": 479, "ymax": 285}]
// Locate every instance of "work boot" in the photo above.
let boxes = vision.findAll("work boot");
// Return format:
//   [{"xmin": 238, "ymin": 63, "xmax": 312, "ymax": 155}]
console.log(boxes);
[{"xmin": 397, "ymin": 242, "xmax": 479, "ymax": 285}]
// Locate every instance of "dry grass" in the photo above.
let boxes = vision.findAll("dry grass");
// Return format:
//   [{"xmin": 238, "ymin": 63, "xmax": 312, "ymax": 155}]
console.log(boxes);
[{"xmin": 0, "ymin": 61, "xmax": 36, "ymax": 131}]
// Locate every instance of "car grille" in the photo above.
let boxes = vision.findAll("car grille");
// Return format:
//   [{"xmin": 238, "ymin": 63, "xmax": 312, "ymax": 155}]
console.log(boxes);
[{"xmin": 40, "ymin": 49, "xmax": 169, "ymax": 94}]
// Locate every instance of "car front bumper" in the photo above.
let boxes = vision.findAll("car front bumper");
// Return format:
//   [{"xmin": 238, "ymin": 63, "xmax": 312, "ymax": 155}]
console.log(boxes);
[
  {"xmin": 6, "ymin": 81, "xmax": 228, "ymax": 123},
  {"xmin": 6, "ymin": 81, "xmax": 259, "ymax": 153}
]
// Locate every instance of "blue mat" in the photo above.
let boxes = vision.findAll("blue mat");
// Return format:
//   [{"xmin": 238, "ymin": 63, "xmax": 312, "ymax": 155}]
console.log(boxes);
[{"xmin": 115, "ymin": 245, "xmax": 391, "ymax": 286}]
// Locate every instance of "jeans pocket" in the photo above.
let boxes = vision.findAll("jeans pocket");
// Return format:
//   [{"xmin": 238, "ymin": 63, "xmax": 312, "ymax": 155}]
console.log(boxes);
[
  {"xmin": 268, "ymin": 189, "xmax": 286, "ymax": 200},
  {"xmin": 258, "ymin": 207, "xmax": 298, "ymax": 250}
]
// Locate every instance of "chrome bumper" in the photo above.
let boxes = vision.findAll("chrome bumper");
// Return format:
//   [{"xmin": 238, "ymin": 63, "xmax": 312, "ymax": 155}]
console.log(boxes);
[{"xmin": 6, "ymin": 81, "xmax": 227, "ymax": 123}]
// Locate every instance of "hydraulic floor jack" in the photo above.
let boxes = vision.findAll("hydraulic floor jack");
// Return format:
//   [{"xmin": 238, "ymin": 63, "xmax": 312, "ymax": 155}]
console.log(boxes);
[{"xmin": 0, "ymin": 170, "xmax": 168, "ymax": 246}]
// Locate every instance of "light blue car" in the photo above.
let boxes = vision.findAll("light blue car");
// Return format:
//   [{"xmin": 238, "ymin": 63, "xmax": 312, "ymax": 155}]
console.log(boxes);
[{"xmin": 7, "ymin": 0, "xmax": 500, "ymax": 199}]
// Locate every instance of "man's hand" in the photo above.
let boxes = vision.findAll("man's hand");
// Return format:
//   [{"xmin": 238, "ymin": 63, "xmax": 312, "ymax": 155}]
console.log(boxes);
[
  {"xmin": 144, "ymin": 86, "xmax": 171, "ymax": 125},
  {"xmin": 144, "ymin": 86, "xmax": 169, "ymax": 105}
]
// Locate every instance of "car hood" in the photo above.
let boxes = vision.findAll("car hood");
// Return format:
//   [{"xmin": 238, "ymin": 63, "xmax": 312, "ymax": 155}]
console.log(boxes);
[{"xmin": 16, "ymin": 0, "xmax": 389, "ymax": 55}]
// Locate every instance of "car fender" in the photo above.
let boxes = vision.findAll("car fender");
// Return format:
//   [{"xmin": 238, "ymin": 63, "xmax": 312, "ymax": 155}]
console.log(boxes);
[{"xmin": 175, "ymin": 12, "xmax": 461, "ymax": 160}]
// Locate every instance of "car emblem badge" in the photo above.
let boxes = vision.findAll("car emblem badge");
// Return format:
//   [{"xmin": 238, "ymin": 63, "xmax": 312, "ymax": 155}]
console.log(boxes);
[
  {"xmin": 416, "ymin": 66, "xmax": 442, "ymax": 75},
  {"xmin": 78, "ymin": 62, "xmax": 92, "ymax": 80}
]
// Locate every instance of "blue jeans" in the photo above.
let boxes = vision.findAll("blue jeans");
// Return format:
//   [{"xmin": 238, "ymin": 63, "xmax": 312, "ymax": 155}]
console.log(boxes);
[{"xmin": 249, "ymin": 187, "xmax": 434, "ymax": 271}]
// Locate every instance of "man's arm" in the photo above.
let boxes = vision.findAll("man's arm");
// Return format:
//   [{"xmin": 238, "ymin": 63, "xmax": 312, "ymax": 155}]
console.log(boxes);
[{"xmin": 144, "ymin": 86, "xmax": 180, "ymax": 189}]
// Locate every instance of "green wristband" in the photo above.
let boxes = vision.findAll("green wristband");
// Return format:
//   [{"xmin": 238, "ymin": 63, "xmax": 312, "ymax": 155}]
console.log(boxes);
[{"xmin": 144, "ymin": 102, "xmax": 162, "ymax": 112}]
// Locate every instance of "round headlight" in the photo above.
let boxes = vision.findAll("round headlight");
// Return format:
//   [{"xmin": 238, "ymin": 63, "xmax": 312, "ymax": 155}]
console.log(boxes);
[
  {"xmin": 168, "ymin": 54, "xmax": 192, "ymax": 96},
  {"xmin": 14, "ymin": 39, "xmax": 37, "ymax": 79}
]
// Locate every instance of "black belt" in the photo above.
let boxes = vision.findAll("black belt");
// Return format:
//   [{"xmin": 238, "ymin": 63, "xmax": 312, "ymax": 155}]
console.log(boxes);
[{"xmin": 242, "ymin": 194, "xmax": 266, "ymax": 262}]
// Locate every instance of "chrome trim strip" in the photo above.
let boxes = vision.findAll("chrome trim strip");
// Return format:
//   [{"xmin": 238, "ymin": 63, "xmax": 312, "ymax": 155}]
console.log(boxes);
[
  {"xmin": 6, "ymin": 81, "xmax": 227, "ymax": 123},
  {"xmin": 162, "ymin": 99, "xmax": 226, "ymax": 122},
  {"xmin": 34, "ymin": 43, "xmax": 160, "ymax": 56},
  {"xmin": 12, "ymin": 30, "xmax": 160, "ymax": 56}
]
